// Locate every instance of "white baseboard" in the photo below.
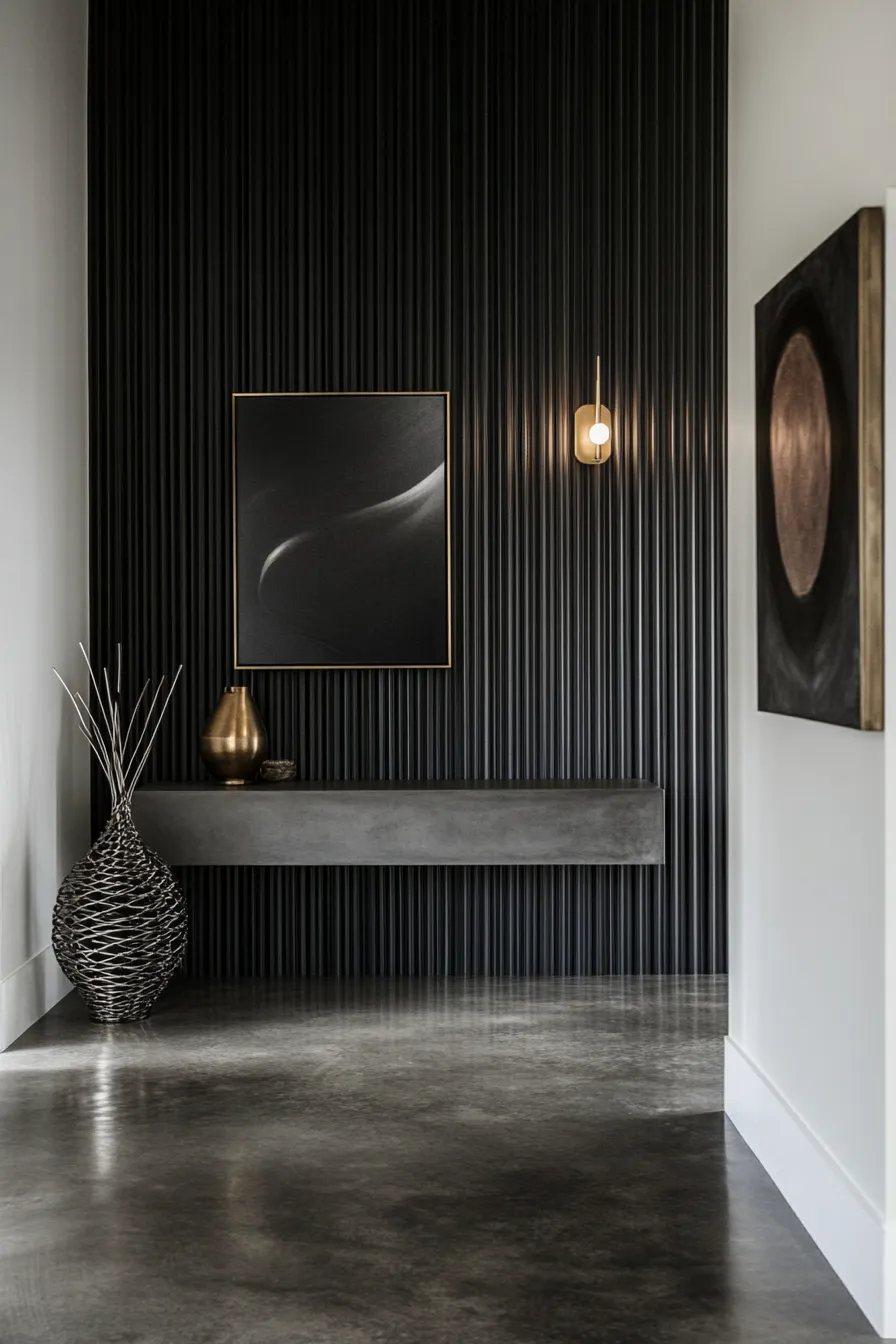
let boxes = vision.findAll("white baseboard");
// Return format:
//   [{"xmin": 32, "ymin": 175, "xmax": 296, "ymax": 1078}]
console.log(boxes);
[
  {"xmin": 0, "ymin": 945, "xmax": 71, "ymax": 1051},
  {"xmin": 725, "ymin": 1036, "xmax": 893, "ymax": 1337}
]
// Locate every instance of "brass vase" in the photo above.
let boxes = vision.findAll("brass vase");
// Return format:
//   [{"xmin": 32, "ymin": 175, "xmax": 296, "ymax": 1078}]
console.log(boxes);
[{"xmin": 201, "ymin": 687, "xmax": 268, "ymax": 785}]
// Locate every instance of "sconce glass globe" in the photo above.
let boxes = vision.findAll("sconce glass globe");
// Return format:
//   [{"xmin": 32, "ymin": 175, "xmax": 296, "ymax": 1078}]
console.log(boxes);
[{"xmin": 589, "ymin": 421, "xmax": 610, "ymax": 447}]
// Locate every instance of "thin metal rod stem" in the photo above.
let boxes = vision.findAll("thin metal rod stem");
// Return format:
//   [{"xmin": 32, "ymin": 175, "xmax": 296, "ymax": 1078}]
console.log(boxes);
[
  {"xmin": 125, "ymin": 666, "xmax": 183, "ymax": 799},
  {"xmin": 120, "ymin": 677, "xmax": 168, "ymax": 783},
  {"xmin": 53, "ymin": 670, "xmax": 117, "ymax": 793},
  {"xmin": 56, "ymin": 649, "xmax": 181, "ymax": 806},
  {"xmin": 122, "ymin": 680, "xmax": 152, "ymax": 752},
  {"xmin": 79, "ymin": 642, "xmax": 116, "ymax": 748}
]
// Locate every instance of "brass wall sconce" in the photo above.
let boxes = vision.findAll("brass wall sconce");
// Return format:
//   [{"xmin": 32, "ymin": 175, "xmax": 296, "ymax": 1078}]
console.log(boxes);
[{"xmin": 574, "ymin": 356, "xmax": 612, "ymax": 465}]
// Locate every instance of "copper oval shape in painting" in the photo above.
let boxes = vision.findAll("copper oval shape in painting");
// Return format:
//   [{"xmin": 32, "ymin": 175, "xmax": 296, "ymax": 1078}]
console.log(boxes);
[{"xmin": 769, "ymin": 330, "xmax": 831, "ymax": 599}]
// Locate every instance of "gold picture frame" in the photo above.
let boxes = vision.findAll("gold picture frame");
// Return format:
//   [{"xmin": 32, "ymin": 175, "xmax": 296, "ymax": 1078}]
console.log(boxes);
[{"xmin": 232, "ymin": 391, "xmax": 452, "ymax": 670}]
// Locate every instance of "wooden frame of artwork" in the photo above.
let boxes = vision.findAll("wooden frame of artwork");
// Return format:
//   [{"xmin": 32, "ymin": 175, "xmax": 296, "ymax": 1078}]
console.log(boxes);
[{"xmin": 755, "ymin": 207, "xmax": 883, "ymax": 730}]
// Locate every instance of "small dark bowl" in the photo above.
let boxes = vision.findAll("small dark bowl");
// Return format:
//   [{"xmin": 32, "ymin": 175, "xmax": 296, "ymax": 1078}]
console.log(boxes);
[{"xmin": 259, "ymin": 759, "xmax": 297, "ymax": 783}]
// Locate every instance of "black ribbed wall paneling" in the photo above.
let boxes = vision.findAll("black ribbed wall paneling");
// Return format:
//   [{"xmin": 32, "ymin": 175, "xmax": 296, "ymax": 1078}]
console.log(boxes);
[{"xmin": 88, "ymin": 0, "xmax": 727, "ymax": 975}]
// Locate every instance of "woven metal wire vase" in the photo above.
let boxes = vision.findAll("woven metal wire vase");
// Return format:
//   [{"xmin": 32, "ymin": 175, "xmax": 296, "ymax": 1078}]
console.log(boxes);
[
  {"xmin": 52, "ymin": 645, "xmax": 187, "ymax": 1023},
  {"xmin": 53, "ymin": 802, "xmax": 187, "ymax": 1023}
]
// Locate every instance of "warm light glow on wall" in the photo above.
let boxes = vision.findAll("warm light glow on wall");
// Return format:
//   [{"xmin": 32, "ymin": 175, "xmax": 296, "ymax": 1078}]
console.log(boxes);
[{"xmin": 574, "ymin": 356, "xmax": 612, "ymax": 465}]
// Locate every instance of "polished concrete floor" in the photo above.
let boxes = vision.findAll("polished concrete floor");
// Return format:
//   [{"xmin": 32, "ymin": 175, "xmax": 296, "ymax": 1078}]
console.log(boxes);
[{"xmin": 0, "ymin": 978, "xmax": 874, "ymax": 1344}]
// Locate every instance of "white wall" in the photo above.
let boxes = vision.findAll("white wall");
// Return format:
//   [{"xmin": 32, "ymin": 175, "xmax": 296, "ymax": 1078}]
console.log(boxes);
[
  {"xmin": 727, "ymin": 0, "xmax": 896, "ymax": 1334},
  {"xmin": 0, "ymin": 0, "xmax": 89, "ymax": 1050}
]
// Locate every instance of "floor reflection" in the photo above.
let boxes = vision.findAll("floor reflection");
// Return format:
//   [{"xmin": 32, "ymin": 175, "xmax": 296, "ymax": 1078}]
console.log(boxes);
[{"xmin": 0, "ymin": 977, "xmax": 875, "ymax": 1343}]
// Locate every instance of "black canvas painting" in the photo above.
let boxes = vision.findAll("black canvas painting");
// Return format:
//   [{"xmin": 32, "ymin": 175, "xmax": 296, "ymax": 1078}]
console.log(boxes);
[
  {"xmin": 755, "ymin": 208, "xmax": 883, "ymax": 730},
  {"xmin": 233, "ymin": 393, "xmax": 450, "ymax": 668}
]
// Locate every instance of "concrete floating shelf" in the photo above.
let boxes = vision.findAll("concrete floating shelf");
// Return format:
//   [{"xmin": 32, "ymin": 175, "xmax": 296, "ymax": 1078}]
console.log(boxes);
[{"xmin": 133, "ymin": 780, "xmax": 665, "ymax": 868}]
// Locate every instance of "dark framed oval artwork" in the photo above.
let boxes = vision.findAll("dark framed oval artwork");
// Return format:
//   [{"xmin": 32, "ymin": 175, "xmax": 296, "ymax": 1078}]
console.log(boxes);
[
  {"xmin": 755, "ymin": 207, "xmax": 883, "ymax": 730},
  {"xmin": 232, "ymin": 392, "xmax": 451, "ymax": 669}
]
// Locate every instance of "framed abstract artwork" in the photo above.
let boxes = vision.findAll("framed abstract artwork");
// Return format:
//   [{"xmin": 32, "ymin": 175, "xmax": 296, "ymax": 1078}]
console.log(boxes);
[
  {"xmin": 232, "ymin": 392, "xmax": 451, "ymax": 669},
  {"xmin": 755, "ymin": 208, "xmax": 883, "ymax": 730}
]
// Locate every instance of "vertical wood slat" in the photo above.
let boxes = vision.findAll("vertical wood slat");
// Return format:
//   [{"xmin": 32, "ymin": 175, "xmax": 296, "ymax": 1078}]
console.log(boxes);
[{"xmin": 87, "ymin": 0, "xmax": 727, "ymax": 976}]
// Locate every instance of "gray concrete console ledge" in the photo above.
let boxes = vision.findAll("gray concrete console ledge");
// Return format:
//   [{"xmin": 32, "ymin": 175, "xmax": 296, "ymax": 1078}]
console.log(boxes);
[{"xmin": 132, "ymin": 780, "xmax": 665, "ymax": 867}]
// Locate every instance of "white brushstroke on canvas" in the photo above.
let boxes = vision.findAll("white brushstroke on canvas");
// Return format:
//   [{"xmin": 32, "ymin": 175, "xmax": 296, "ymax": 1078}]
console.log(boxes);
[{"xmin": 258, "ymin": 462, "xmax": 444, "ymax": 591}]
